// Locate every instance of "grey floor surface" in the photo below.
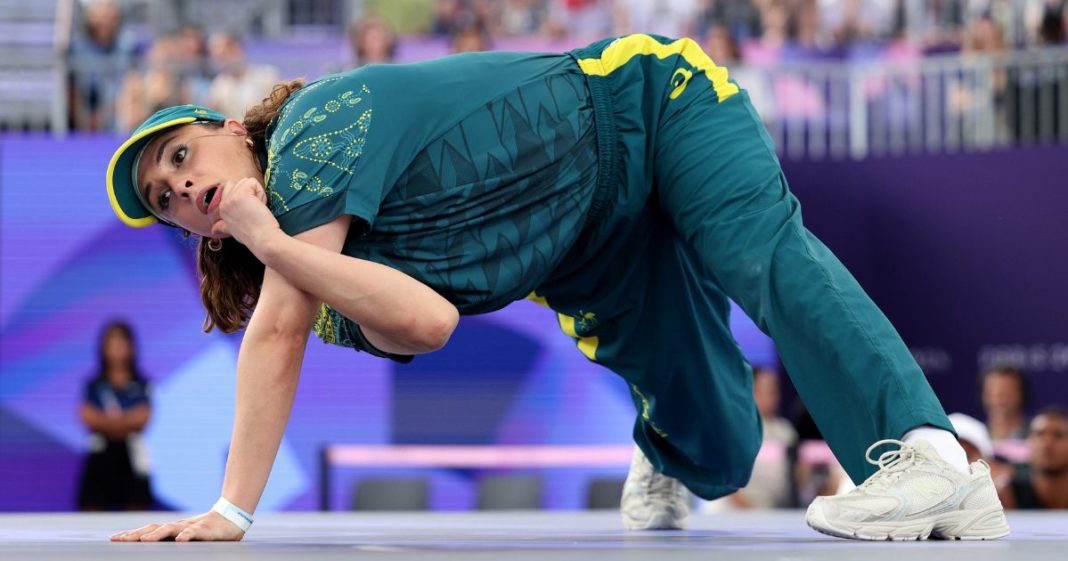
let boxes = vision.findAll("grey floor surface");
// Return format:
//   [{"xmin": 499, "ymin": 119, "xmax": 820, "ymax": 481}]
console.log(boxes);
[{"xmin": 0, "ymin": 510, "xmax": 1065, "ymax": 561}]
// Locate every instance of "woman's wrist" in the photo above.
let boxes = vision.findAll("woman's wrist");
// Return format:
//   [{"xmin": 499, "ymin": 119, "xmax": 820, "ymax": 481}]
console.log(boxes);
[
  {"xmin": 211, "ymin": 496, "xmax": 254, "ymax": 532},
  {"xmin": 250, "ymin": 226, "xmax": 287, "ymax": 267}
]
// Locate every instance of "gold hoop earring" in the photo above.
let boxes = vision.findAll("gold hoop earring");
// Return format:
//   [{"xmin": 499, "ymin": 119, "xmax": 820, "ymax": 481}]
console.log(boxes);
[
  {"xmin": 207, "ymin": 238, "xmax": 223, "ymax": 252},
  {"xmin": 245, "ymin": 136, "xmax": 255, "ymax": 149}
]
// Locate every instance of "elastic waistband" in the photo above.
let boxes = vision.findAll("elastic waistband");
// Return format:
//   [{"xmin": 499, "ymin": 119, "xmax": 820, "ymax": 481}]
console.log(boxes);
[{"xmin": 570, "ymin": 55, "xmax": 618, "ymax": 246}]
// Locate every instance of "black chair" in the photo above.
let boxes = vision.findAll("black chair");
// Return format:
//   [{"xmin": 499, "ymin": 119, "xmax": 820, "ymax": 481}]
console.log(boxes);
[
  {"xmin": 586, "ymin": 477, "xmax": 625, "ymax": 510},
  {"xmin": 350, "ymin": 478, "xmax": 429, "ymax": 511},
  {"xmin": 477, "ymin": 474, "xmax": 542, "ymax": 510}
]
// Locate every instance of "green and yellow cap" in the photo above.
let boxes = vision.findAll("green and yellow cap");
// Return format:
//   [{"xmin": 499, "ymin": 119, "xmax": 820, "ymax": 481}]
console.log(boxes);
[{"xmin": 106, "ymin": 105, "xmax": 225, "ymax": 227}]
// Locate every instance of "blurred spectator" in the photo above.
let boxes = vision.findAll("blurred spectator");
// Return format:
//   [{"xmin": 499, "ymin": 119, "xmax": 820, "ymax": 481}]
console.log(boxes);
[
  {"xmin": 115, "ymin": 35, "xmax": 194, "ymax": 132},
  {"xmin": 753, "ymin": 367, "xmax": 797, "ymax": 448},
  {"xmin": 948, "ymin": 16, "xmax": 1009, "ymax": 142},
  {"xmin": 734, "ymin": 367, "xmax": 797, "ymax": 508},
  {"xmin": 431, "ymin": 0, "xmax": 466, "ymax": 36},
  {"xmin": 741, "ymin": 0, "xmax": 790, "ymax": 66},
  {"xmin": 471, "ymin": 0, "xmax": 507, "ymax": 37},
  {"xmin": 613, "ymin": 0, "xmax": 702, "ymax": 38},
  {"xmin": 949, "ymin": 412, "xmax": 994, "ymax": 463},
  {"xmin": 207, "ymin": 32, "xmax": 281, "ymax": 119},
  {"xmin": 920, "ymin": 0, "xmax": 966, "ymax": 53},
  {"xmin": 694, "ymin": 0, "xmax": 763, "ymax": 42},
  {"xmin": 981, "ymin": 365, "xmax": 1030, "ymax": 442},
  {"xmin": 66, "ymin": 0, "xmax": 137, "ymax": 131},
  {"xmin": 998, "ymin": 407, "xmax": 1068, "ymax": 509},
  {"xmin": 795, "ymin": 0, "xmax": 825, "ymax": 52},
  {"xmin": 949, "ymin": 412, "xmax": 1012, "ymax": 486},
  {"xmin": 786, "ymin": 398, "xmax": 849, "ymax": 501},
  {"xmin": 172, "ymin": 24, "xmax": 213, "ymax": 105},
  {"xmin": 452, "ymin": 21, "xmax": 493, "ymax": 53},
  {"xmin": 702, "ymin": 366, "xmax": 798, "ymax": 510},
  {"xmin": 500, "ymin": 0, "xmax": 550, "ymax": 35},
  {"xmin": 350, "ymin": 16, "xmax": 398, "ymax": 67},
  {"xmin": 705, "ymin": 23, "xmax": 742, "ymax": 63},
  {"xmin": 543, "ymin": 0, "xmax": 615, "ymax": 41},
  {"xmin": 963, "ymin": 15, "xmax": 1008, "ymax": 56},
  {"xmin": 1037, "ymin": 0, "xmax": 1067, "ymax": 44},
  {"xmin": 77, "ymin": 321, "xmax": 155, "ymax": 511},
  {"xmin": 818, "ymin": 0, "xmax": 896, "ymax": 46}
]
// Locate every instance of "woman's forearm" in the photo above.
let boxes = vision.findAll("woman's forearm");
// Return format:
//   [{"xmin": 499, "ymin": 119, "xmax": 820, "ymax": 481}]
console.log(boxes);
[
  {"xmin": 256, "ymin": 229, "xmax": 458, "ymax": 354},
  {"xmin": 81, "ymin": 404, "xmax": 124, "ymax": 437},
  {"xmin": 122, "ymin": 405, "xmax": 150, "ymax": 432},
  {"xmin": 219, "ymin": 328, "xmax": 308, "ymax": 514}
]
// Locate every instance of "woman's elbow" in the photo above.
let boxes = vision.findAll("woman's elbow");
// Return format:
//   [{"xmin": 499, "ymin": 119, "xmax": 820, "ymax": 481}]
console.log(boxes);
[{"xmin": 410, "ymin": 305, "xmax": 459, "ymax": 353}]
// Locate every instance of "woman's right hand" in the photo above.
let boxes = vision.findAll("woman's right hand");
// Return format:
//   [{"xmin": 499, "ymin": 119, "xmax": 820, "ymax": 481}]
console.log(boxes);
[{"xmin": 110, "ymin": 511, "xmax": 245, "ymax": 542}]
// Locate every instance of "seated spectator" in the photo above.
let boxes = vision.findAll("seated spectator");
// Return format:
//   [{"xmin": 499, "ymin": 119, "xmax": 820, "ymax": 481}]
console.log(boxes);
[
  {"xmin": 543, "ymin": 0, "xmax": 614, "ymax": 41},
  {"xmin": 704, "ymin": 24, "xmax": 776, "ymax": 123},
  {"xmin": 612, "ymin": 0, "xmax": 700, "ymax": 38},
  {"xmin": 77, "ymin": 321, "xmax": 155, "ymax": 511},
  {"xmin": 431, "ymin": 0, "xmax": 466, "ymax": 36},
  {"xmin": 172, "ymin": 24, "xmax": 213, "ymax": 106},
  {"xmin": 499, "ymin": 0, "xmax": 549, "ymax": 36},
  {"xmin": 998, "ymin": 407, "xmax": 1068, "ymax": 509},
  {"xmin": 981, "ymin": 365, "xmax": 1030, "ymax": 442},
  {"xmin": 948, "ymin": 412, "xmax": 994, "ymax": 463},
  {"xmin": 351, "ymin": 16, "xmax": 398, "ymax": 67},
  {"xmin": 1038, "ymin": 0, "xmax": 1066, "ymax": 45},
  {"xmin": 705, "ymin": 367, "xmax": 798, "ymax": 510},
  {"xmin": 66, "ymin": 0, "xmax": 137, "ymax": 131},
  {"xmin": 787, "ymin": 399, "xmax": 849, "ymax": 500},
  {"xmin": 207, "ymin": 32, "xmax": 281, "ymax": 119},
  {"xmin": 920, "ymin": 0, "xmax": 965, "ymax": 53},
  {"xmin": 694, "ymin": 0, "xmax": 762, "ymax": 42},
  {"xmin": 949, "ymin": 412, "xmax": 1012, "ymax": 486},
  {"xmin": 452, "ymin": 20, "xmax": 493, "ymax": 53},
  {"xmin": 115, "ymin": 35, "xmax": 193, "ymax": 132}
]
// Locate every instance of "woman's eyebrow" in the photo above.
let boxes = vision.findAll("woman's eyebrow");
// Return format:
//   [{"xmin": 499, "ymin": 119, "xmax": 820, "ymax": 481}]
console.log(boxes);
[
  {"xmin": 142, "ymin": 181, "xmax": 157, "ymax": 211},
  {"xmin": 155, "ymin": 135, "xmax": 176, "ymax": 166}
]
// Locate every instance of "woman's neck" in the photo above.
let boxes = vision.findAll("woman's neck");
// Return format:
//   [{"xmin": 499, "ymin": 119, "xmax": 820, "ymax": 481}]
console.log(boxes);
[
  {"xmin": 105, "ymin": 367, "xmax": 132, "ymax": 389},
  {"xmin": 988, "ymin": 413, "xmax": 1024, "ymax": 439}
]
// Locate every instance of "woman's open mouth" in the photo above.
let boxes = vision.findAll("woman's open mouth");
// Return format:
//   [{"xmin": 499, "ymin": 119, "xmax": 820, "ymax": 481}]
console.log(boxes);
[{"xmin": 202, "ymin": 185, "xmax": 221, "ymax": 214}]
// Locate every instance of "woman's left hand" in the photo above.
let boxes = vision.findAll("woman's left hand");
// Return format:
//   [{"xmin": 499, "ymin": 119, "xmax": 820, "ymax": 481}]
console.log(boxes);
[{"xmin": 211, "ymin": 177, "xmax": 280, "ymax": 253}]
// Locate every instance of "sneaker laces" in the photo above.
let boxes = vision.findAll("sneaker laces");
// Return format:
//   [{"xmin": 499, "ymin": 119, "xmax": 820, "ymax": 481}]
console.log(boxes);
[
  {"xmin": 858, "ymin": 439, "xmax": 920, "ymax": 490},
  {"xmin": 645, "ymin": 470, "xmax": 681, "ymax": 501},
  {"xmin": 635, "ymin": 454, "xmax": 681, "ymax": 501}
]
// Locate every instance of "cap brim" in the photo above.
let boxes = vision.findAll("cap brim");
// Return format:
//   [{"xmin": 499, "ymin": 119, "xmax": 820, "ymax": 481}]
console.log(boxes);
[{"xmin": 106, "ymin": 117, "xmax": 198, "ymax": 228}]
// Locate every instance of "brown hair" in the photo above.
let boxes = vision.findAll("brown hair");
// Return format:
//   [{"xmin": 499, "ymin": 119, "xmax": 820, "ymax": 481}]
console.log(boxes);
[{"xmin": 197, "ymin": 78, "xmax": 305, "ymax": 333}]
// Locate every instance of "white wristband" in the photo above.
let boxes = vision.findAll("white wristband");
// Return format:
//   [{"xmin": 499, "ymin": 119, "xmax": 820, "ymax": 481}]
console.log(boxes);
[{"xmin": 212, "ymin": 497, "xmax": 253, "ymax": 532}]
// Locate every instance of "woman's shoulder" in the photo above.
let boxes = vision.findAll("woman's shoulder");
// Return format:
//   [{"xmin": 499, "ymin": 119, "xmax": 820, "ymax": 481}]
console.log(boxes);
[
  {"xmin": 269, "ymin": 73, "xmax": 372, "ymax": 145},
  {"xmin": 262, "ymin": 72, "xmax": 376, "ymax": 224}
]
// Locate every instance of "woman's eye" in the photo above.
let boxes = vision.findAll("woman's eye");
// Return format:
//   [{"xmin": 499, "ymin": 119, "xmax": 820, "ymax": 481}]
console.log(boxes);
[
  {"xmin": 158, "ymin": 190, "xmax": 172, "ymax": 211},
  {"xmin": 172, "ymin": 146, "xmax": 187, "ymax": 166}
]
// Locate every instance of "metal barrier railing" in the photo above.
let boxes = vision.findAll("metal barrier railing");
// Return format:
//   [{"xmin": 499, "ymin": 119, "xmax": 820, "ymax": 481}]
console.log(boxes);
[
  {"xmin": 747, "ymin": 48, "xmax": 1068, "ymax": 160},
  {"xmin": 4, "ymin": 29, "xmax": 1066, "ymax": 160}
]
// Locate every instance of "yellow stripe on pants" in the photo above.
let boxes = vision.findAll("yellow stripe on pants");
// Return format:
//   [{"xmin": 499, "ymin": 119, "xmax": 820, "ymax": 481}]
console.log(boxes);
[{"xmin": 575, "ymin": 34, "xmax": 740, "ymax": 103}]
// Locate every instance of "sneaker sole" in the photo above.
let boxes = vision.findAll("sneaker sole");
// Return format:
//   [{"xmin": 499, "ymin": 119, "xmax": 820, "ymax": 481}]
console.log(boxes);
[
  {"xmin": 622, "ymin": 511, "xmax": 688, "ymax": 531},
  {"xmin": 806, "ymin": 505, "xmax": 1010, "ymax": 541}
]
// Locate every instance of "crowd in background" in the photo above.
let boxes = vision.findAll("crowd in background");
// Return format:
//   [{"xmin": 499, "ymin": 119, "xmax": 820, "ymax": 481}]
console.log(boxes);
[
  {"xmin": 66, "ymin": 0, "xmax": 1068, "ymax": 133},
  {"xmin": 707, "ymin": 364, "xmax": 1068, "ymax": 511},
  {"xmin": 80, "ymin": 318, "xmax": 1067, "ymax": 511},
  {"xmin": 62, "ymin": 0, "xmax": 1067, "ymax": 510}
]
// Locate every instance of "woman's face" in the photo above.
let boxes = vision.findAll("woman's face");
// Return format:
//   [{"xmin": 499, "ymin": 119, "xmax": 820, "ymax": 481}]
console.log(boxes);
[
  {"xmin": 982, "ymin": 372, "xmax": 1023, "ymax": 416},
  {"xmin": 103, "ymin": 328, "xmax": 132, "ymax": 368},
  {"xmin": 135, "ymin": 120, "xmax": 262, "ymax": 237}
]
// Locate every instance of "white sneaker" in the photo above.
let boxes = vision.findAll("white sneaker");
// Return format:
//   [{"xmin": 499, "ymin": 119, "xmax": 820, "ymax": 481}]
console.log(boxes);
[
  {"xmin": 621, "ymin": 446, "xmax": 690, "ymax": 530},
  {"xmin": 805, "ymin": 439, "xmax": 1010, "ymax": 541}
]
